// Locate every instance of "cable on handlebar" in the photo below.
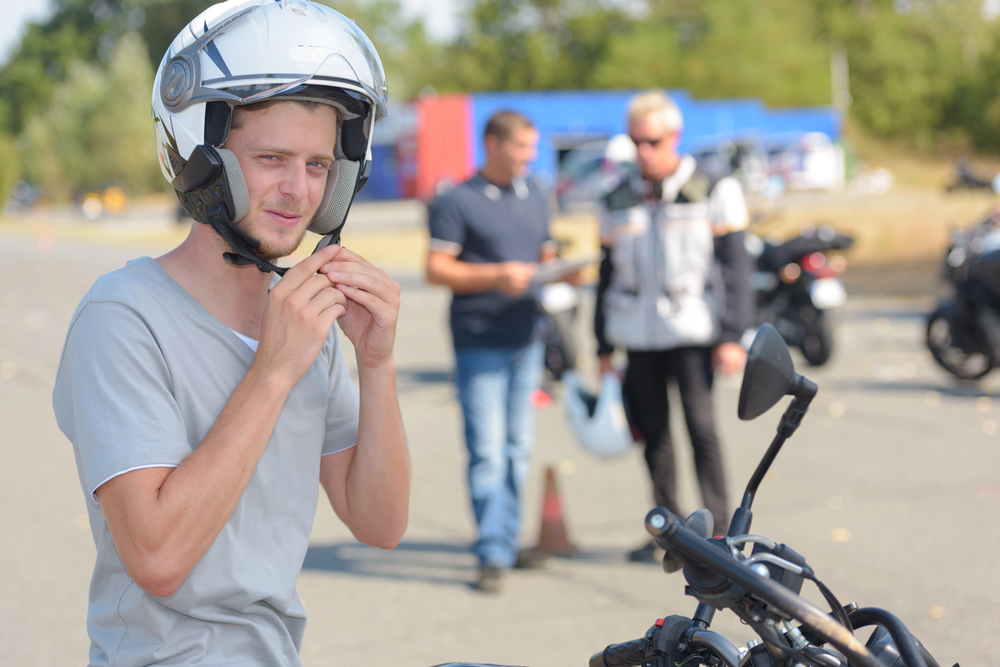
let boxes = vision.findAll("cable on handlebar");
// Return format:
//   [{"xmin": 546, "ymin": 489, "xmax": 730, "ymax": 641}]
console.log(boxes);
[
  {"xmin": 809, "ymin": 576, "xmax": 853, "ymax": 631},
  {"xmin": 848, "ymin": 608, "xmax": 933, "ymax": 667}
]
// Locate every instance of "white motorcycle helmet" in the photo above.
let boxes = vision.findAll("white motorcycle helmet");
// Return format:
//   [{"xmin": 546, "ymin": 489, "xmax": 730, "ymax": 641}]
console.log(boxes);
[
  {"xmin": 562, "ymin": 370, "xmax": 634, "ymax": 459},
  {"xmin": 151, "ymin": 0, "xmax": 388, "ymax": 273}
]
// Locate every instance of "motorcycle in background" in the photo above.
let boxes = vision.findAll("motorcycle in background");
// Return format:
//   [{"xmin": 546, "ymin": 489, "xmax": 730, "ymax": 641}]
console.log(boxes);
[
  {"xmin": 745, "ymin": 224, "xmax": 854, "ymax": 366},
  {"xmin": 926, "ymin": 210, "xmax": 1000, "ymax": 379},
  {"xmin": 945, "ymin": 158, "xmax": 999, "ymax": 193},
  {"xmin": 435, "ymin": 325, "xmax": 948, "ymax": 667}
]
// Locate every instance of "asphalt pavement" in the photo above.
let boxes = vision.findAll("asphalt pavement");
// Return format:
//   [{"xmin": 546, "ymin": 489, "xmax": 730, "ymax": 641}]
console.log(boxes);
[{"xmin": 1, "ymin": 209, "xmax": 998, "ymax": 666}]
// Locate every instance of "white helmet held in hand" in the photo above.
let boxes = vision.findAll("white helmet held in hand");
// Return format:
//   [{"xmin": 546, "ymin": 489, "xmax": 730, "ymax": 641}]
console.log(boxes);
[
  {"xmin": 562, "ymin": 370, "xmax": 634, "ymax": 459},
  {"xmin": 151, "ymin": 0, "xmax": 388, "ymax": 273}
]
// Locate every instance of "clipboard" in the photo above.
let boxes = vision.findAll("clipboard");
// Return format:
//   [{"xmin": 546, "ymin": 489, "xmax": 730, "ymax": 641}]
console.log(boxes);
[{"xmin": 532, "ymin": 251, "xmax": 605, "ymax": 284}]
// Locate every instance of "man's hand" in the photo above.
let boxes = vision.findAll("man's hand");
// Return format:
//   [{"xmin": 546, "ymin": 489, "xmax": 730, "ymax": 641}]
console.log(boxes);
[
  {"xmin": 497, "ymin": 261, "xmax": 538, "ymax": 297},
  {"xmin": 598, "ymin": 353, "xmax": 622, "ymax": 379},
  {"xmin": 560, "ymin": 268, "xmax": 586, "ymax": 286},
  {"xmin": 254, "ymin": 245, "xmax": 348, "ymax": 388},
  {"xmin": 319, "ymin": 246, "xmax": 401, "ymax": 371},
  {"xmin": 316, "ymin": 246, "xmax": 410, "ymax": 551},
  {"xmin": 712, "ymin": 342, "xmax": 746, "ymax": 375}
]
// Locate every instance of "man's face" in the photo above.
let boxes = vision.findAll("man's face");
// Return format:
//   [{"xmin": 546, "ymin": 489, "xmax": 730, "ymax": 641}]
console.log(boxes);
[
  {"xmin": 629, "ymin": 112, "xmax": 680, "ymax": 182},
  {"xmin": 223, "ymin": 102, "xmax": 338, "ymax": 261},
  {"xmin": 487, "ymin": 126, "xmax": 540, "ymax": 180}
]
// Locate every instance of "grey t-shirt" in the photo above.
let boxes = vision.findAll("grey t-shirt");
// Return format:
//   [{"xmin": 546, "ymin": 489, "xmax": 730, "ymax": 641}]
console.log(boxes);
[{"xmin": 52, "ymin": 257, "xmax": 360, "ymax": 667}]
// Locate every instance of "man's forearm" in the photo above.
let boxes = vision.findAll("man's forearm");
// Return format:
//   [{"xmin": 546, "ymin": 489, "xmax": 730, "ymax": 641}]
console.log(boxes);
[
  {"xmin": 426, "ymin": 254, "xmax": 505, "ymax": 294},
  {"xmin": 98, "ymin": 366, "xmax": 293, "ymax": 597},
  {"xmin": 335, "ymin": 361, "xmax": 410, "ymax": 548}
]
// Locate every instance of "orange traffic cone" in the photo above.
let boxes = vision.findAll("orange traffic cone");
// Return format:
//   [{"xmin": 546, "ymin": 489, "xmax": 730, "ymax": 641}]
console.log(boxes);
[{"xmin": 528, "ymin": 465, "xmax": 579, "ymax": 557}]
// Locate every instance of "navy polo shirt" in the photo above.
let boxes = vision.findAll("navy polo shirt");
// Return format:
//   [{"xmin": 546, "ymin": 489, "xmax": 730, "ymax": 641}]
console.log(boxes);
[{"xmin": 428, "ymin": 174, "xmax": 552, "ymax": 350}]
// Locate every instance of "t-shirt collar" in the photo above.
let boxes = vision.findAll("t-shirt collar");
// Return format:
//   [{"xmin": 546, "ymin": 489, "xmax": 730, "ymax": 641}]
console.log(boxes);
[{"xmin": 471, "ymin": 173, "xmax": 529, "ymax": 201}]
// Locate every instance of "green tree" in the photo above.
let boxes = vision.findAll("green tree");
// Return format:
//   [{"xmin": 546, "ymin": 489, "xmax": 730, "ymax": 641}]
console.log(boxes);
[
  {"xmin": 0, "ymin": 132, "xmax": 21, "ymax": 208},
  {"xmin": 822, "ymin": 0, "xmax": 979, "ymax": 150},
  {"xmin": 21, "ymin": 32, "xmax": 162, "ymax": 199},
  {"xmin": 591, "ymin": 0, "xmax": 831, "ymax": 107},
  {"xmin": 0, "ymin": 4, "xmax": 107, "ymax": 135},
  {"xmin": 424, "ymin": 0, "xmax": 629, "ymax": 92}
]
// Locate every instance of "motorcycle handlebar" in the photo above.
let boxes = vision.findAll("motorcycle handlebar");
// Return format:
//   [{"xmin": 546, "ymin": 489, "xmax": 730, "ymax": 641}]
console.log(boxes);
[
  {"xmin": 644, "ymin": 508, "xmax": 890, "ymax": 667},
  {"xmin": 589, "ymin": 639, "xmax": 645, "ymax": 667}
]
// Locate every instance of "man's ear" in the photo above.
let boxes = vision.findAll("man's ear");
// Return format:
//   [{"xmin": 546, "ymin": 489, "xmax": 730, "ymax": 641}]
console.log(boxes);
[{"xmin": 484, "ymin": 133, "xmax": 499, "ymax": 157}]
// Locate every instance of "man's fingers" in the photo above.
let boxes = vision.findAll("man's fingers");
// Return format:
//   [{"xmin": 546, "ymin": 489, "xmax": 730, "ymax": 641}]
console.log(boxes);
[
  {"xmin": 303, "ymin": 283, "xmax": 348, "ymax": 319},
  {"xmin": 335, "ymin": 282, "xmax": 396, "ymax": 324},
  {"xmin": 277, "ymin": 245, "xmax": 341, "ymax": 291},
  {"xmin": 290, "ymin": 272, "xmax": 345, "ymax": 305},
  {"xmin": 321, "ymin": 258, "xmax": 389, "ymax": 282},
  {"xmin": 324, "ymin": 269, "xmax": 400, "ymax": 305},
  {"xmin": 322, "ymin": 247, "xmax": 390, "ymax": 278}
]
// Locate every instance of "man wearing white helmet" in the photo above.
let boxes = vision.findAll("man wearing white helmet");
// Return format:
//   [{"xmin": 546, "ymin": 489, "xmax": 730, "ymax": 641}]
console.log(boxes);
[
  {"xmin": 52, "ymin": 1, "xmax": 409, "ymax": 664},
  {"xmin": 594, "ymin": 90, "xmax": 752, "ymax": 559}
]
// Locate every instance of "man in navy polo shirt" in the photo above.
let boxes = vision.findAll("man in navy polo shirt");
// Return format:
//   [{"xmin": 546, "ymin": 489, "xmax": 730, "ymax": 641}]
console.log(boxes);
[{"xmin": 426, "ymin": 110, "xmax": 554, "ymax": 592}]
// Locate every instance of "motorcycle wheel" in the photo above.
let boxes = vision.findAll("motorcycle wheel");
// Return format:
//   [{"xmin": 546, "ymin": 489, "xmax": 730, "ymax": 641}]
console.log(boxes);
[
  {"xmin": 800, "ymin": 309, "xmax": 833, "ymax": 367},
  {"xmin": 926, "ymin": 303, "xmax": 994, "ymax": 379}
]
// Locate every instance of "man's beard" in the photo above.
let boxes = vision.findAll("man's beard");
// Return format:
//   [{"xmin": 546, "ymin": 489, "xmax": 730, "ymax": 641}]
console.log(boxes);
[{"xmin": 239, "ymin": 202, "xmax": 313, "ymax": 261}]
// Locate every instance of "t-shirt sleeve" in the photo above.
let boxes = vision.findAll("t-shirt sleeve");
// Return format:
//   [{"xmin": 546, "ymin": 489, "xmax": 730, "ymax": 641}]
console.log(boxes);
[
  {"xmin": 709, "ymin": 176, "xmax": 750, "ymax": 234},
  {"xmin": 322, "ymin": 329, "xmax": 360, "ymax": 455},
  {"xmin": 427, "ymin": 194, "xmax": 467, "ymax": 255},
  {"xmin": 53, "ymin": 300, "xmax": 193, "ymax": 501}
]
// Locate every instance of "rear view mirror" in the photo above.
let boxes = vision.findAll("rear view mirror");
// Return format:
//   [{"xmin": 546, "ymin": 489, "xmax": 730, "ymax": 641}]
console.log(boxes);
[{"xmin": 738, "ymin": 324, "xmax": 796, "ymax": 420}]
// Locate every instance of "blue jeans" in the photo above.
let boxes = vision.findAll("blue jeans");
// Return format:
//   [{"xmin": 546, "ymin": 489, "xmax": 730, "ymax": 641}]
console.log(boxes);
[{"xmin": 454, "ymin": 341, "xmax": 544, "ymax": 569}]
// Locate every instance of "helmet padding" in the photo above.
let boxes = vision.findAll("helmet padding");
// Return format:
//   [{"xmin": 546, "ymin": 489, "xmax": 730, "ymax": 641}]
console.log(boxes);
[{"xmin": 216, "ymin": 148, "xmax": 250, "ymax": 222}]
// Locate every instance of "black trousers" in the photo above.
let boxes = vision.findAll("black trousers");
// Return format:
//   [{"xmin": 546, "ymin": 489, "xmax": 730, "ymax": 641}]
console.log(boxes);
[{"xmin": 624, "ymin": 347, "xmax": 729, "ymax": 535}]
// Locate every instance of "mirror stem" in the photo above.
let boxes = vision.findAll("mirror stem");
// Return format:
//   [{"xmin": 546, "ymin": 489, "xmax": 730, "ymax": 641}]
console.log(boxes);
[
  {"xmin": 777, "ymin": 375, "xmax": 817, "ymax": 439},
  {"xmin": 729, "ymin": 375, "xmax": 818, "ymax": 538}
]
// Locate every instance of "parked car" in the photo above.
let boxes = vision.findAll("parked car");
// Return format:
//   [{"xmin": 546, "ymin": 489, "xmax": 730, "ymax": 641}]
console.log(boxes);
[{"xmin": 555, "ymin": 135, "xmax": 637, "ymax": 211}]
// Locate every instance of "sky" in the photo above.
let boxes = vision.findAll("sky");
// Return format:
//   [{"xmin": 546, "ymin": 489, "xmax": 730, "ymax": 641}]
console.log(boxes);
[{"xmin": 0, "ymin": 0, "xmax": 461, "ymax": 66}]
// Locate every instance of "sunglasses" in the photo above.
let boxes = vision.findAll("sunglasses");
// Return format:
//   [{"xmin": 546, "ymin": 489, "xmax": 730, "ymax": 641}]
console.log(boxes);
[{"xmin": 630, "ymin": 135, "xmax": 670, "ymax": 148}]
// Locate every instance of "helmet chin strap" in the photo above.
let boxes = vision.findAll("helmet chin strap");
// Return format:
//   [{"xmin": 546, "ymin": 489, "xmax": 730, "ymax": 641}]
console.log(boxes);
[
  {"xmin": 178, "ymin": 189, "xmax": 288, "ymax": 275},
  {"xmin": 210, "ymin": 213, "xmax": 288, "ymax": 275},
  {"xmin": 203, "ymin": 195, "xmax": 344, "ymax": 277}
]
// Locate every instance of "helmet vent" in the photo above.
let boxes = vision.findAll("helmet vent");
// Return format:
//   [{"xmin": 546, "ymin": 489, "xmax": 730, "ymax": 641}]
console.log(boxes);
[{"xmin": 161, "ymin": 55, "xmax": 197, "ymax": 109}]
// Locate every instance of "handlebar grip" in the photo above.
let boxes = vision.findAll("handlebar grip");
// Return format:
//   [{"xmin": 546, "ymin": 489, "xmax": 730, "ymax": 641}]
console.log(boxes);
[{"xmin": 589, "ymin": 639, "xmax": 645, "ymax": 667}]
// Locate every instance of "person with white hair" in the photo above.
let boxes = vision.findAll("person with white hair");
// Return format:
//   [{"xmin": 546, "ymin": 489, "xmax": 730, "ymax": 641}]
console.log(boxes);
[{"xmin": 594, "ymin": 90, "xmax": 752, "ymax": 561}]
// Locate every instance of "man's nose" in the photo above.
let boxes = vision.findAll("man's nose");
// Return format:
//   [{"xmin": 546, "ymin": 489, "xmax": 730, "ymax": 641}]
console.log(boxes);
[{"xmin": 279, "ymin": 163, "xmax": 310, "ymax": 200}]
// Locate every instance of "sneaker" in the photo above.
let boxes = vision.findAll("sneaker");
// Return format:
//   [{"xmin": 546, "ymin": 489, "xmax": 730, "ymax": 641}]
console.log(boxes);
[
  {"xmin": 476, "ymin": 565, "xmax": 503, "ymax": 593},
  {"xmin": 627, "ymin": 540, "xmax": 665, "ymax": 564},
  {"xmin": 513, "ymin": 548, "xmax": 551, "ymax": 570}
]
